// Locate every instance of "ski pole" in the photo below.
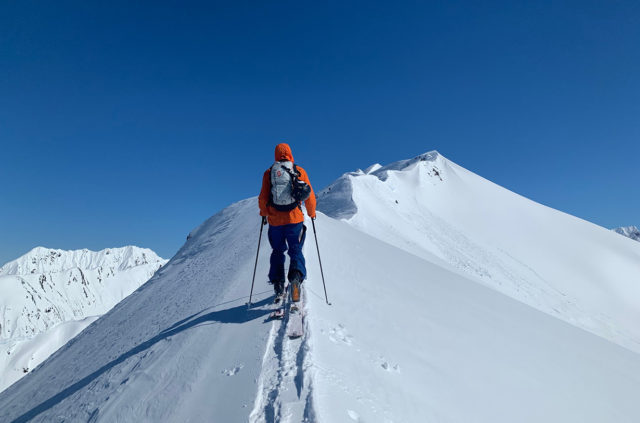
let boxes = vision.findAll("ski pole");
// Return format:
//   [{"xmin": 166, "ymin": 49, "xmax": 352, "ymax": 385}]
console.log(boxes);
[
  {"xmin": 248, "ymin": 216, "xmax": 266, "ymax": 308},
  {"xmin": 311, "ymin": 217, "xmax": 331, "ymax": 305}
]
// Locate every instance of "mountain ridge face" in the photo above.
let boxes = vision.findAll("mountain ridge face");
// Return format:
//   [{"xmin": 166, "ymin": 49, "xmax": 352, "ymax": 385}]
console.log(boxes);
[
  {"xmin": 613, "ymin": 225, "xmax": 640, "ymax": 242},
  {"xmin": 1, "ymin": 152, "xmax": 639, "ymax": 423},
  {"xmin": 0, "ymin": 246, "xmax": 167, "ymax": 392}
]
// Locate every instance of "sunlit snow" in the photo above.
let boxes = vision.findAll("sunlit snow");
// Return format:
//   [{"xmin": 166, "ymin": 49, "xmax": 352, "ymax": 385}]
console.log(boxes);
[{"xmin": 1, "ymin": 153, "xmax": 639, "ymax": 423}]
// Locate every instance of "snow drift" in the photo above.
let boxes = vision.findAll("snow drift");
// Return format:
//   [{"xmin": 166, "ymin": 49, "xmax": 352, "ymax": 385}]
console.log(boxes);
[{"xmin": 1, "ymin": 152, "xmax": 639, "ymax": 423}]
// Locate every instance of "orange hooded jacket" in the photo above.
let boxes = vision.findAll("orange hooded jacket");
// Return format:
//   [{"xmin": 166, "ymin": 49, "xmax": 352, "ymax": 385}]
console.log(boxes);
[{"xmin": 259, "ymin": 143, "xmax": 316, "ymax": 226}]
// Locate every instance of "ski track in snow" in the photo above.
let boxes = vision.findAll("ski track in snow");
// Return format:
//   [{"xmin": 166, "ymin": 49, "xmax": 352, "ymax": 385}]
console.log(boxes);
[{"xmin": 250, "ymin": 262, "xmax": 316, "ymax": 423}]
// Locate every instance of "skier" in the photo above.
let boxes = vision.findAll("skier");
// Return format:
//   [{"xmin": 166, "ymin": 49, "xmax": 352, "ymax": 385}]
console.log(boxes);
[{"xmin": 259, "ymin": 143, "xmax": 316, "ymax": 303}]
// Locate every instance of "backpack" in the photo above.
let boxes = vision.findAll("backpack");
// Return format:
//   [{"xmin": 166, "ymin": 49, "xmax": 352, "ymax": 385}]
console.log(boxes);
[{"xmin": 269, "ymin": 161, "xmax": 311, "ymax": 212}]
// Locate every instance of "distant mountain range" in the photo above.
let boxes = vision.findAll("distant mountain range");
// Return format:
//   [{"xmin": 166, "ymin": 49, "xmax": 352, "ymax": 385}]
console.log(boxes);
[{"xmin": 0, "ymin": 246, "xmax": 166, "ymax": 392}]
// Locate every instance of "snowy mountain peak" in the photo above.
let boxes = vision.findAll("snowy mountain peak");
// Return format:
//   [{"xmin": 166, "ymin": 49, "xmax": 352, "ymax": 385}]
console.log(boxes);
[
  {"xmin": 369, "ymin": 150, "xmax": 440, "ymax": 180},
  {"xmin": 613, "ymin": 226, "xmax": 640, "ymax": 242},
  {"xmin": 0, "ymin": 246, "xmax": 164, "ymax": 276},
  {"xmin": 317, "ymin": 150, "xmax": 446, "ymax": 220}
]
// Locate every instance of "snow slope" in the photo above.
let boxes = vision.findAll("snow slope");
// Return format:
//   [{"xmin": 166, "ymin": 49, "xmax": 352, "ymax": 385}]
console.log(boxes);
[
  {"xmin": 0, "ymin": 246, "xmax": 166, "ymax": 391},
  {"xmin": 305, "ymin": 214, "xmax": 640, "ymax": 423},
  {"xmin": 614, "ymin": 225, "xmax": 640, "ymax": 242},
  {"xmin": 0, "ymin": 200, "xmax": 282, "ymax": 422},
  {"xmin": 1, "ymin": 153, "xmax": 640, "ymax": 422},
  {"xmin": 318, "ymin": 151, "xmax": 640, "ymax": 354}
]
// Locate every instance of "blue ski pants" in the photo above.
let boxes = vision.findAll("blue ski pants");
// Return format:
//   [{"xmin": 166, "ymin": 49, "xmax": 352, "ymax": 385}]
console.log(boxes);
[{"xmin": 268, "ymin": 222, "xmax": 307, "ymax": 283}]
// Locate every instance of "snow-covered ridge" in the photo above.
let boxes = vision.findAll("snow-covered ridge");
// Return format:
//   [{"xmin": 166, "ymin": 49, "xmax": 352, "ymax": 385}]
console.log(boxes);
[
  {"xmin": 0, "ymin": 246, "xmax": 166, "ymax": 341},
  {"xmin": 0, "ymin": 246, "xmax": 167, "ymax": 392},
  {"xmin": 613, "ymin": 225, "xmax": 640, "ymax": 242},
  {"xmin": 317, "ymin": 150, "xmax": 445, "ymax": 220},
  {"xmin": 0, "ymin": 246, "xmax": 161, "ymax": 276},
  {"xmin": 368, "ymin": 150, "xmax": 440, "ymax": 181}
]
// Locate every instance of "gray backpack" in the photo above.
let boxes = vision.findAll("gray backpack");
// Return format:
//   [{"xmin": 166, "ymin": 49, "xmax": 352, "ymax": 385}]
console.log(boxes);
[{"xmin": 269, "ymin": 161, "xmax": 311, "ymax": 212}]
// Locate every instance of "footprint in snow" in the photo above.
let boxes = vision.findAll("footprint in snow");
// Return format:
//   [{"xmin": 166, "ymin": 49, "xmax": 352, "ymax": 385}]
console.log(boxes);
[
  {"xmin": 378, "ymin": 356, "xmax": 400, "ymax": 373},
  {"xmin": 222, "ymin": 364, "xmax": 243, "ymax": 376},
  {"xmin": 380, "ymin": 361, "xmax": 400, "ymax": 373},
  {"xmin": 329, "ymin": 324, "xmax": 353, "ymax": 346},
  {"xmin": 347, "ymin": 409, "xmax": 361, "ymax": 421}
]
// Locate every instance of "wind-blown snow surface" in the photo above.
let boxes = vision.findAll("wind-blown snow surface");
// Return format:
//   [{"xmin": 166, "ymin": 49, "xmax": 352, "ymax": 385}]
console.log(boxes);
[
  {"xmin": 1, "ymin": 154, "xmax": 640, "ymax": 422},
  {"xmin": 0, "ymin": 246, "xmax": 166, "ymax": 392},
  {"xmin": 613, "ymin": 225, "xmax": 640, "ymax": 242}
]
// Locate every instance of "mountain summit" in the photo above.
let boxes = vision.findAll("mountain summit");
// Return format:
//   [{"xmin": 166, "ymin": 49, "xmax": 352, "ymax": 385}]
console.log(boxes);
[{"xmin": 1, "ymin": 154, "xmax": 639, "ymax": 423}]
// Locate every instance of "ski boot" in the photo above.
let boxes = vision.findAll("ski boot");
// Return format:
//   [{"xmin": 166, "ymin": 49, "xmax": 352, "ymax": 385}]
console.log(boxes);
[
  {"xmin": 289, "ymin": 271, "xmax": 303, "ymax": 303},
  {"xmin": 271, "ymin": 280, "xmax": 285, "ymax": 304}
]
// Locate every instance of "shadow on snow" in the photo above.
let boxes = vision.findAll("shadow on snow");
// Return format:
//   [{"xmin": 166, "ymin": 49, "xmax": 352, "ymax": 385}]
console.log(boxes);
[{"xmin": 11, "ymin": 295, "xmax": 274, "ymax": 423}]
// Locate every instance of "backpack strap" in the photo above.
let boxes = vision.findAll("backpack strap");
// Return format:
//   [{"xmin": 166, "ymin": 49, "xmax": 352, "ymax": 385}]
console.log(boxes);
[
  {"xmin": 267, "ymin": 165, "xmax": 275, "ymax": 208},
  {"xmin": 290, "ymin": 164, "xmax": 304, "ymax": 211},
  {"xmin": 281, "ymin": 163, "xmax": 300, "ymax": 178}
]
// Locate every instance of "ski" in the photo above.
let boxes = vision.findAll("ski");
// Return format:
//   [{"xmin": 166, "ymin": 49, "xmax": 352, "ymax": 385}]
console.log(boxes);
[{"xmin": 287, "ymin": 286, "xmax": 304, "ymax": 338}]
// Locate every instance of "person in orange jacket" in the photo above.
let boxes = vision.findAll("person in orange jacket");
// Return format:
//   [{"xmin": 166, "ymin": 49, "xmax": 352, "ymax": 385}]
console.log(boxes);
[{"xmin": 259, "ymin": 143, "xmax": 316, "ymax": 302}]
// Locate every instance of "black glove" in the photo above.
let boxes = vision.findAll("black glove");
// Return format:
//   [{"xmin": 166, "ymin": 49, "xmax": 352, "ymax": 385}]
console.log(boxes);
[{"xmin": 261, "ymin": 216, "xmax": 267, "ymax": 225}]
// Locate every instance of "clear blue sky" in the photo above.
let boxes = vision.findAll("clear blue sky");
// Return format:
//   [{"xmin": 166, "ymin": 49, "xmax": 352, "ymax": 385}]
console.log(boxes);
[{"xmin": 1, "ymin": 1, "xmax": 638, "ymax": 264}]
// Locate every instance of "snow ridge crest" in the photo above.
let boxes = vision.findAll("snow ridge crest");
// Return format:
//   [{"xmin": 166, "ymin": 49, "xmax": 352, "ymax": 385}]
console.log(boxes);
[
  {"xmin": 0, "ymin": 246, "xmax": 164, "ymax": 276},
  {"xmin": 317, "ymin": 150, "xmax": 444, "ymax": 220},
  {"xmin": 369, "ymin": 150, "xmax": 440, "ymax": 180}
]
